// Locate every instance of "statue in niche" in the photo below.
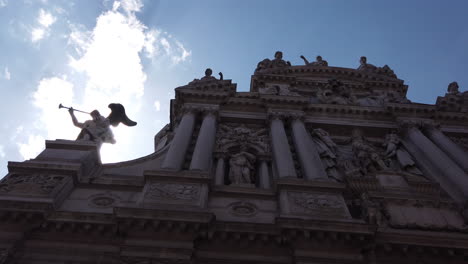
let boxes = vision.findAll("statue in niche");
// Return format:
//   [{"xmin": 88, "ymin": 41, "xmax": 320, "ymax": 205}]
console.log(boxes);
[
  {"xmin": 447, "ymin": 81, "xmax": 460, "ymax": 95},
  {"xmin": 383, "ymin": 132, "xmax": 423, "ymax": 176},
  {"xmin": 320, "ymin": 79, "xmax": 355, "ymax": 105},
  {"xmin": 350, "ymin": 129, "xmax": 387, "ymax": 175},
  {"xmin": 300, "ymin": 55, "xmax": 328, "ymax": 66},
  {"xmin": 64, "ymin": 103, "xmax": 137, "ymax": 146},
  {"xmin": 255, "ymin": 51, "xmax": 291, "ymax": 73},
  {"xmin": 311, "ymin": 128, "xmax": 342, "ymax": 182},
  {"xmin": 229, "ymin": 146, "xmax": 256, "ymax": 185}
]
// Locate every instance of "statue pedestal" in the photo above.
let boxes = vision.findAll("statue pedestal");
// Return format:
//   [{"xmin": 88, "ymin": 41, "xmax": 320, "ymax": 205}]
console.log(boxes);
[{"xmin": 0, "ymin": 140, "xmax": 101, "ymax": 211}]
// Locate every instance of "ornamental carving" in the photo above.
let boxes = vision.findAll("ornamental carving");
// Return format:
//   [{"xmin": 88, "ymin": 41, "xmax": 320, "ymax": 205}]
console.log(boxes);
[
  {"xmin": 288, "ymin": 192, "xmax": 344, "ymax": 213},
  {"xmin": 229, "ymin": 201, "xmax": 258, "ymax": 217},
  {"xmin": 145, "ymin": 183, "xmax": 199, "ymax": 201},
  {"xmin": 258, "ymin": 83, "xmax": 300, "ymax": 96},
  {"xmin": 311, "ymin": 128, "xmax": 342, "ymax": 182},
  {"xmin": 216, "ymin": 124, "xmax": 269, "ymax": 155},
  {"xmin": 88, "ymin": 192, "xmax": 121, "ymax": 208},
  {"xmin": 0, "ymin": 173, "xmax": 66, "ymax": 195}
]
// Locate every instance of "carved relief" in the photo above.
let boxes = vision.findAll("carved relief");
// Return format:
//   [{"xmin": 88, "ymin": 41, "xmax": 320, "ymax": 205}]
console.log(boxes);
[
  {"xmin": 319, "ymin": 79, "xmax": 355, "ymax": 105},
  {"xmin": 216, "ymin": 124, "xmax": 269, "ymax": 154},
  {"xmin": 88, "ymin": 192, "xmax": 121, "ymax": 208},
  {"xmin": 145, "ymin": 183, "xmax": 200, "ymax": 201},
  {"xmin": 258, "ymin": 83, "xmax": 300, "ymax": 96},
  {"xmin": 0, "ymin": 173, "xmax": 66, "ymax": 196},
  {"xmin": 287, "ymin": 191, "xmax": 349, "ymax": 218},
  {"xmin": 385, "ymin": 202, "xmax": 468, "ymax": 231},
  {"xmin": 229, "ymin": 201, "xmax": 258, "ymax": 217}
]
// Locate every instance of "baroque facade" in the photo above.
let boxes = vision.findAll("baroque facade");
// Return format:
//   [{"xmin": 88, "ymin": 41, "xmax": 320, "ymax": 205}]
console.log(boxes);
[{"xmin": 1, "ymin": 52, "xmax": 468, "ymax": 263}]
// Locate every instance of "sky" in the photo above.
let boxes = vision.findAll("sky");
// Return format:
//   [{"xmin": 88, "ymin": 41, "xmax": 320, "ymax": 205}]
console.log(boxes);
[{"xmin": 0, "ymin": 0, "xmax": 467, "ymax": 178}]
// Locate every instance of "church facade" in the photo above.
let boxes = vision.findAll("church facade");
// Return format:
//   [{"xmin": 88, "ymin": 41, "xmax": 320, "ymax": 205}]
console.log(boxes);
[{"xmin": 1, "ymin": 53, "xmax": 468, "ymax": 263}]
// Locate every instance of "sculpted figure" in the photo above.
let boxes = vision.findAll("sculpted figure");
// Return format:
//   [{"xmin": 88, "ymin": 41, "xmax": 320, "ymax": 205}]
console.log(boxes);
[
  {"xmin": 200, "ymin": 68, "xmax": 223, "ymax": 81},
  {"xmin": 255, "ymin": 51, "xmax": 291, "ymax": 72},
  {"xmin": 66, "ymin": 103, "xmax": 136, "ymax": 146},
  {"xmin": 311, "ymin": 128, "xmax": 342, "ymax": 181},
  {"xmin": 229, "ymin": 146, "xmax": 256, "ymax": 185},
  {"xmin": 300, "ymin": 55, "xmax": 328, "ymax": 66},
  {"xmin": 357, "ymin": 56, "xmax": 378, "ymax": 71},
  {"xmin": 351, "ymin": 129, "xmax": 387, "ymax": 175},
  {"xmin": 447, "ymin": 81, "xmax": 460, "ymax": 94},
  {"xmin": 383, "ymin": 132, "xmax": 423, "ymax": 175},
  {"xmin": 69, "ymin": 108, "xmax": 115, "ymax": 145},
  {"xmin": 320, "ymin": 79, "xmax": 355, "ymax": 105}
]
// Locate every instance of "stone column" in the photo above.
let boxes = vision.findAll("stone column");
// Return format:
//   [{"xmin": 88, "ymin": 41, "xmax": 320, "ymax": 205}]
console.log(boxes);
[
  {"xmin": 269, "ymin": 112, "xmax": 297, "ymax": 178},
  {"xmin": 423, "ymin": 125, "xmax": 468, "ymax": 173},
  {"xmin": 214, "ymin": 154, "xmax": 225, "ymax": 186},
  {"xmin": 258, "ymin": 158, "xmax": 271, "ymax": 189},
  {"xmin": 290, "ymin": 116, "xmax": 328, "ymax": 181},
  {"xmin": 402, "ymin": 122, "xmax": 468, "ymax": 199},
  {"xmin": 190, "ymin": 108, "xmax": 218, "ymax": 171},
  {"xmin": 161, "ymin": 108, "xmax": 196, "ymax": 170}
]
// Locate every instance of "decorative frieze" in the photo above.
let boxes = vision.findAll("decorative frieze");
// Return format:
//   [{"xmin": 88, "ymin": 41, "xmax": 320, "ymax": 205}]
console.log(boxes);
[{"xmin": 0, "ymin": 173, "xmax": 68, "ymax": 196}]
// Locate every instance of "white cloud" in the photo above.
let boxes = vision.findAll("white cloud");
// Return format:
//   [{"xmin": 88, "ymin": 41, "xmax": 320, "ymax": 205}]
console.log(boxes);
[
  {"xmin": 16, "ymin": 77, "xmax": 75, "ymax": 160},
  {"xmin": 38, "ymin": 9, "xmax": 56, "ymax": 28},
  {"xmin": 0, "ymin": 145, "xmax": 5, "ymax": 158},
  {"xmin": 18, "ymin": 0, "xmax": 192, "ymax": 164},
  {"xmin": 0, "ymin": 0, "xmax": 7, "ymax": 8},
  {"xmin": 17, "ymin": 134, "xmax": 45, "ymax": 160},
  {"xmin": 31, "ymin": 28, "xmax": 46, "ymax": 42},
  {"xmin": 4, "ymin": 67, "xmax": 10, "ymax": 80},
  {"xmin": 31, "ymin": 9, "xmax": 56, "ymax": 42},
  {"xmin": 154, "ymin": 100, "xmax": 160, "ymax": 111}
]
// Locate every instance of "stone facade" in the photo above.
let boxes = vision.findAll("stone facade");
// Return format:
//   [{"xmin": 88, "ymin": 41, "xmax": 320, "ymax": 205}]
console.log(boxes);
[{"xmin": 1, "ymin": 53, "xmax": 468, "ymax": 263}]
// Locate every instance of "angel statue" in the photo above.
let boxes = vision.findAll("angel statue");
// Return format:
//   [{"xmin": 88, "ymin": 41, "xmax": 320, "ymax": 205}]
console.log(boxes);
[{"xmin": 61, "ymin": 103, "xmax": 137, "ymax": 147}]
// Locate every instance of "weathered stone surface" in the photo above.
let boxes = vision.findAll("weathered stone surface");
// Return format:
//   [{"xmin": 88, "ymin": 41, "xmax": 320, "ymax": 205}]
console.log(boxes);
[{"xmin": 1, "ymin": 55, "xmax": 468, "ymax": 264}]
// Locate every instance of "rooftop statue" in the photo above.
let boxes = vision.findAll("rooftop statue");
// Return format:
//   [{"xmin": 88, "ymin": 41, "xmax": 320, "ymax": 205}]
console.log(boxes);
[
  {"xmin": 61, "ymin": 103, "xmax": 137, "ymax": 147},
  {"xmin": 357, "ymin": 56, "xmax": 378, "ymax": 71},
  {"xmin": 300, "ymin": 55, "xmax": 328, "ymax": 66},
  {"xmin": 199, "ymin": 68, "xmax": 223, "ymax": 81},
  {"xmin": 447, "ymin": 81, "xmax": 460, "ymax": 94},
  {"xmin": 255, "ymin": 51, "xmax": 291, "ymax": 73},
  {"xmin": 357, "ymin": 56, "xmax": 396, "ymax": 78}
]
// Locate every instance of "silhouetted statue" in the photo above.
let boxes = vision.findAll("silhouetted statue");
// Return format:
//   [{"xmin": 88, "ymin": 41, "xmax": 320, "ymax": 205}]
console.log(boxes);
[
  {"xmin": 67, "ymin": 103, "xmax": 136, "ymax": 146},
  {"xmin": 255, "ymin": 51, "xmax": 291, "ymax": 72},
  {"xmin": 447, "ymin": 81, "xmax": 460, "ymax": 94},
  {"xmin": 300, "ymin": 55, "xmax": 328, "ymax": 66}
]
